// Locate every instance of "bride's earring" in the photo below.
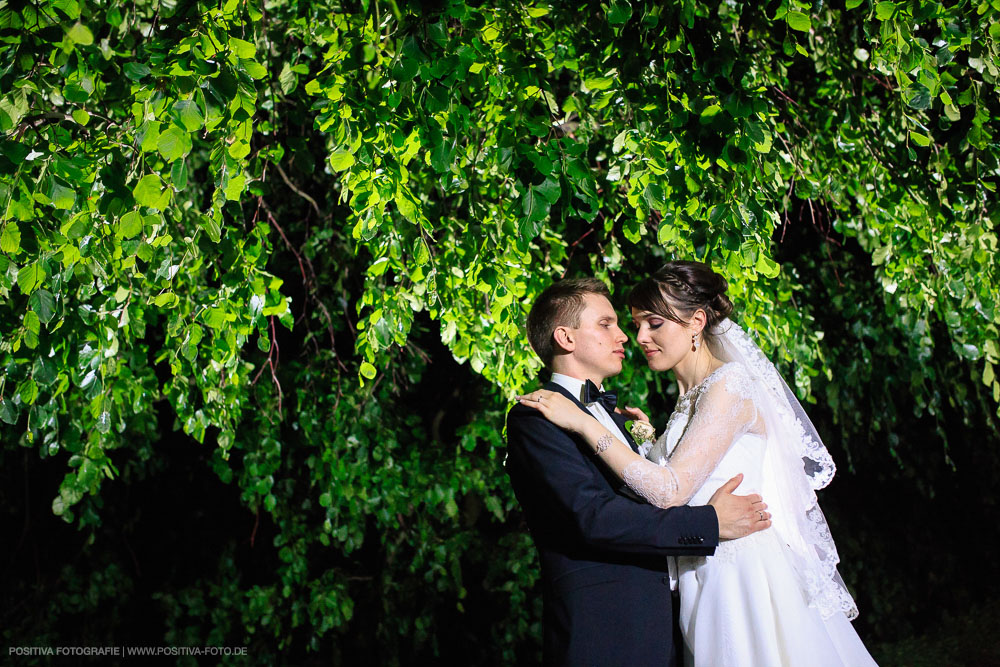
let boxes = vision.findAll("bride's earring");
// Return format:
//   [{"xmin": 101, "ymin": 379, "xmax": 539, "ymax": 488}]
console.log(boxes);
[{"xmin": 691, "ymin": 334, "xmax": 699, "ymax": 352}]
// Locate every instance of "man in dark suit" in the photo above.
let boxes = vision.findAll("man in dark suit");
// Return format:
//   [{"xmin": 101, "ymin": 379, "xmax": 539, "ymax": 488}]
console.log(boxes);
[{"xmin": 505, "ymin": 278, "xmax": 770, "ymax": 666}]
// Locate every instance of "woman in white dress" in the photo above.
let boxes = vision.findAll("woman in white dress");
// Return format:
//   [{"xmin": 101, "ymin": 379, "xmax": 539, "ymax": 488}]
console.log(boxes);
[{"xmin": 518, "ymin": 261, "xmax": 877, "ymax": 667}]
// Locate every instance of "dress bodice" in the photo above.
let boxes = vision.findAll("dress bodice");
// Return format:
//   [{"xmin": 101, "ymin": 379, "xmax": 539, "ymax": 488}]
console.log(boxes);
[{"xmin": 646, "ymin": 364, "xmax": 766, "ymax": 505}]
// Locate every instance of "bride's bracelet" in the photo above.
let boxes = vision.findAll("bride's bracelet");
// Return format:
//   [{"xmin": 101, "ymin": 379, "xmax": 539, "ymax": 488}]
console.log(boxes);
[{"xmin": 595, "ymin": 433, "xmax": 612, "ymax": 454}]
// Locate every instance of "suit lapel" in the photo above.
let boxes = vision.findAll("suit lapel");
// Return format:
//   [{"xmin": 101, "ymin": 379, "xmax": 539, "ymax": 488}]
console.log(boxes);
[
  {"xmin": 545, "ymin": 380, "xmax": 639, "ymax": 454},
  {"xmin": 610, "ymin": 409, "xmax": 640, "ymax": 454}
]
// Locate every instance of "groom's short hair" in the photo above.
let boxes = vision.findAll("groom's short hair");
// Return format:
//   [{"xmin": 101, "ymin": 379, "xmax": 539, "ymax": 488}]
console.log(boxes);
[{"xmin": 527, "ymin": 278, "xmax": 612, "ymax": 368}]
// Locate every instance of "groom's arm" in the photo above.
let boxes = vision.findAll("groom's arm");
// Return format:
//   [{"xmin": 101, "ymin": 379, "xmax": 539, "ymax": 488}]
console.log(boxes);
[{"xmin": 506, "ymin": 405, "xmax": 718, "ymax": 556}]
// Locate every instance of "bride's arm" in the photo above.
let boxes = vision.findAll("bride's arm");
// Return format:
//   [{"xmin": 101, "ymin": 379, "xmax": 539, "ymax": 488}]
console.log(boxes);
[{"xmin": 518, "ymin": 369, "xmax": 757, "ymax": 509}]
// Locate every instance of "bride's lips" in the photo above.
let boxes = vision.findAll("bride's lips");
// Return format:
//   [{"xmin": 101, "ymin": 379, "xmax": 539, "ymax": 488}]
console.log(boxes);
[{"xmin": 643, "ymin": 349, "xmax": 660, "ymax": 358}]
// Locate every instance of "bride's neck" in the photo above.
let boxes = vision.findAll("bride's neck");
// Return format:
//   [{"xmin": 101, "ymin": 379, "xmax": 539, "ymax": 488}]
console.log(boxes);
[{"xmin": 674, "ymin": 347, "xmax": 724, "ymax": 395}]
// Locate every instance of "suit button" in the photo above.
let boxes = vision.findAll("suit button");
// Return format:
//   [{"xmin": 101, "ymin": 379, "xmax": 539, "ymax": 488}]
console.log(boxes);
[
  {"xmin": 661, "ymin": 576, "xmax": 670, "ymax": 585},
  {"xmin": 697, "ymin": 537, "xmax": 704, "ymax": 544}
]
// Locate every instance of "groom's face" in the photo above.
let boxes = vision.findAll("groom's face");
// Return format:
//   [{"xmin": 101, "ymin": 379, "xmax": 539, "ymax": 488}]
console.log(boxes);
[{"xmin": 559, "ymin": 293, "xmax": 628, "ymax": 381}]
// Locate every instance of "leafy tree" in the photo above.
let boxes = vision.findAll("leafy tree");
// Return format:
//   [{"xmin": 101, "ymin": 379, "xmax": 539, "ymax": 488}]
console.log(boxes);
[{"xmin": 1, "ymin": 0, "xmax": 998, "ymax": 663}]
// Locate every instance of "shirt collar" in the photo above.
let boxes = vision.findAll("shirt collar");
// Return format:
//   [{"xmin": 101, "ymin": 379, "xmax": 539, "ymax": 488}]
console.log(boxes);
[{"xmin": 550, "ymin": 373, "xmax": 603, "ymax": 404}]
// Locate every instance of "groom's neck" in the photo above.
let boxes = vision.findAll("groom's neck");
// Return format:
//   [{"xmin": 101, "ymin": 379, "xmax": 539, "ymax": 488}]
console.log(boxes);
[{"xmin": 550, "ymin": 361, "xmax": 608, "ymax": 387}]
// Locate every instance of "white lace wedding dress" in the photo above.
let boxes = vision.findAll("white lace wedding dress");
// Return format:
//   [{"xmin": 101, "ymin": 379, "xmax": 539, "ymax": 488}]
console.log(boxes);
[{"xmin": 640, "ymin": 361, "xmax": 878, "ymax": 667}]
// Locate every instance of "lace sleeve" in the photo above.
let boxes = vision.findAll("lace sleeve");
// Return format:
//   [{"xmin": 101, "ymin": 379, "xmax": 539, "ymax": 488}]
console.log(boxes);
[{"xmin": 620, "ymin": 364, "xmax": 759, "ymax": 508}]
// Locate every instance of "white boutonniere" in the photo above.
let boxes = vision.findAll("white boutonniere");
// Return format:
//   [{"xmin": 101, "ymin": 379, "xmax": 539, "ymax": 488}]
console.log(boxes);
[{"xmin": 628, "ymin": 420, "xmax": 657, "ymax": 457}]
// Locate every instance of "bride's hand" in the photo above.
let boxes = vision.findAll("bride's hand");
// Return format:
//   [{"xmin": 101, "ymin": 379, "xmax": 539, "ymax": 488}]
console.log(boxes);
[
  {"xmin": 617, "ymin": 405, "xmax": 650, "ymax": 423},
  {"xmin": 516, "ymin": 390, "xmax": 587, "ymax": 433}
]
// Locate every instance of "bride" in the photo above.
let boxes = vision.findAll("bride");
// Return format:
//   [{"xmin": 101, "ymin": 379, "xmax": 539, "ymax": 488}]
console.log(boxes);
[{"xmin": 518, "ymin": 261, "xmax": 877, "ymax": 667}]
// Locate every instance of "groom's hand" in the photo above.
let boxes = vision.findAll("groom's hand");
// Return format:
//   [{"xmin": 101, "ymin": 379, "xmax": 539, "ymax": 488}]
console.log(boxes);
[{"xmin": 707, "ymin": 473, "xmax": 772, "ymax": 539}]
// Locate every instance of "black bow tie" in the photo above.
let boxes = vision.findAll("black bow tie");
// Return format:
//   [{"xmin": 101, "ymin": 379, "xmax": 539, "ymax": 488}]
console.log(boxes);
[{"xmin": 583, "ymin": 379, "xmax": 617, "ymax": 412}]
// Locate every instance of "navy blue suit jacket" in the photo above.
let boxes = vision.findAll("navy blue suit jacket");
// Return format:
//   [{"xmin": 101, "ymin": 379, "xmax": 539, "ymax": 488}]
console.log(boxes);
[{"xmin": 505, "ymin": 380, "xmax": 719, "ymax": 666}]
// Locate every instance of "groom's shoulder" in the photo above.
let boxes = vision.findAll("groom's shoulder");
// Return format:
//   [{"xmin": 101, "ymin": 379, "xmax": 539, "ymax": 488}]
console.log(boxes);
[{"xmin": 505, "ymin": 382, "xmax": 565, "ymax": 435}]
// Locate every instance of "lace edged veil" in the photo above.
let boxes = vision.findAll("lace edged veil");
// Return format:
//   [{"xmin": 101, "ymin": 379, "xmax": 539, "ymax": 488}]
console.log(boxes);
[{"xmin": 707, "ymin": 318, "xmax": 859, "ymax": 620}]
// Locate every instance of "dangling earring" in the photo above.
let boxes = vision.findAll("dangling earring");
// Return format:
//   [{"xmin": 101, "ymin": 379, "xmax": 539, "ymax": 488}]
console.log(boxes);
[{"xmin": 691, "ymin": 334, "xmax": 699, "ymax": 352}]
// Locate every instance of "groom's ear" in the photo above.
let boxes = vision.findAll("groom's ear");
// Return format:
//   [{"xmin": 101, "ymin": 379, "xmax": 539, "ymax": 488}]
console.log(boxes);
[{"xmin": 552, "ymin": 326, "xmax": 575, "ymax": 353}]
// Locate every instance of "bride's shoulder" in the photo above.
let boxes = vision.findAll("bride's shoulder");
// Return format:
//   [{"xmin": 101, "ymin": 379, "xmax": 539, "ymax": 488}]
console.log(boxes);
[{"xmin": 698, "ymin": 361, "xmax": 756, "ymax": 399}]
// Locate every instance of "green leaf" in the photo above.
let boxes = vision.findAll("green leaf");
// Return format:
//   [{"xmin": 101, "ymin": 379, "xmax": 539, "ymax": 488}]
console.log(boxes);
[
  {"xmin": 157, "ymin": 126, "xmax": 193, "ymax": 162},
  {"xmin": 71, "ymin": 109, "xmax": 90, "ymax": 125},
  {"xmin": 394, "ymin": 190, "xmax": 418, "ymax": 221},
  {"xmin": 23, "ymin": 310, "xmax": 40, "ymax": 336},
  {"xmin": 118, "ymin": 211, "xmax": 143, "ymax": 239},
  {"xmin": 906, "ymin": 87, "xmax": 932, "ymax": 110},
  {"xmin": 368, "ymin": 257, "xmax": 390, "ymax": 277},
  {"xmin": 200, "ymin": 215, "xmax": 222, "ymax": 242},
  {"xmin": 17, "ymin": 262, "xmax": 43, "ymax": 294},
  {"xmin": 329, "ymin": 149, "xmax": 356, "ymax": 171},
  {"xmin": 153, "ymin": 292, "xmax": 178, "ymax": 307},
  {"xmin": 874, "ymin": 1, "xmax": 896, "ymax": 20},
  {"xmin": 360, "ymin": 362, "xmax": 377, "ymax": 379},
  {"xmin": 229, "ymin": 36, "xmax": 257, "ymax": 59},
  {"xmin": 228, "ymin": 142, "xmax": 251, "ymax": 159},
  {"xmin": 66, "ymin": 22, "xmax": 94, "ymax": 45},
  {"xmin": 583, "ymin": 76, "xmax": 615, "ymax": 91},
  {"xmin": 224, "ymin": 173, "xmax": 246, "ymax": 201},
  {"xmin": 124, "ymin": 62, "xmax": 151, "ymax": 81},
  {"xmin": 607, "ymin": 1, "xmax": 632, "ymax": 25},
  {"xmin": 171, "ymin": 159, "xmax": 189, "ymax": 190},
  {"xmin": 242, "ymin": 60, "xmax": 267, "ymax": 80},
  {"xmin": 279, "ymin": 63, "xmax": 297, "ymax": 94},
  {"xmin": 133, "ymin": 174, "xmax": 164, "ymax": 207},
  {"xmin": 203, "ymin": 307, "xmax": 230, "ymax": 328},
  {"xmin": 522, "ymin": 188, "xmax": 550, "ymax": 224},
  {"xmin": 17, "ymin": 378, "xmax": 38, "ymax": 406},
  {"xmin": 536, "ymin": 177, "xmax": 562, "ymax": 204},
  {"xmin": 845, "ymin": 0, "xmax": 864, "ymax": 8},
  {"xmin": 872, "ymin": 244, "xmax": 891, "ymax": 266},
  {"xmin": 785, "ymin": 11, "xmax": 812, "ymax": 32},
  {"xmin": 29, "ymin": 289, "xmax": 56, "ymax": 323},
  {"xmin": 172, "ymin": 100, "xmax": 205, "ymax": 131},
  {"xmin": 0, "ymin": 222, "xmax": 20, "ymax": 254},
  {"xmin": 49, "ymin": 181, "xmax": 75, "ymax": 210},
  {"xmin": 909, "ymin": 131, "xmax": 932, "ymax": 147},
  {"xmin": 755, "ymin": 254, "xmax": 781, "ymax": 279},
  {"xmin": 0, "ymin": 397, "xmax": 17, "ymax": 425}
]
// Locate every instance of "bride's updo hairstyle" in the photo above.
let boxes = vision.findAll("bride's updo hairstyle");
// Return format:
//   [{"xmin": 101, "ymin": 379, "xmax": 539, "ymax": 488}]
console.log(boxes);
[{"xmin": 627, "ymin": 261, "xmax": 734, "ymax": 342}]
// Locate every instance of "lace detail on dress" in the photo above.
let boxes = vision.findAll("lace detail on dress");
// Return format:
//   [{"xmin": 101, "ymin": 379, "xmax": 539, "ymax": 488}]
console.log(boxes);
[
  {"xmin": 622, "ymin": 459, "xmax": 679, "ymax": 508},
  {"xmin": 617, "ymin": 363, "xmax": 760, "ymax": 509}
]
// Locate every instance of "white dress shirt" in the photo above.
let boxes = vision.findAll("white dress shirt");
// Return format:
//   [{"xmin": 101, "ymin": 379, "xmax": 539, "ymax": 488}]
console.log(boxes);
[{"xmin": 550, "ymin": 373, "xmax": 631, "ymax": 448}]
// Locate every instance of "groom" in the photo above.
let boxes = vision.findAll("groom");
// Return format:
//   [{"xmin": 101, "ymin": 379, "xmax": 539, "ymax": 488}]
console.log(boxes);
[{"xmin": 505, "ymin": 278, "xmax": 769, "ymax": 666}]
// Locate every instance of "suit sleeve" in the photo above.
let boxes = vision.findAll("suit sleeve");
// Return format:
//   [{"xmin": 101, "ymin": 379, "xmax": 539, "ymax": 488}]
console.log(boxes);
[{"xmin": 506, "ymin": 406, "xmax": 719, "ymax": 556}]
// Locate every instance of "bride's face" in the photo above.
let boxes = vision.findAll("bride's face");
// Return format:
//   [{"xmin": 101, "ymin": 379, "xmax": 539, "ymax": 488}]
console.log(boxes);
[{"xmin": 630, "ymin": 307, "xmax": 693, "ymax": 372}]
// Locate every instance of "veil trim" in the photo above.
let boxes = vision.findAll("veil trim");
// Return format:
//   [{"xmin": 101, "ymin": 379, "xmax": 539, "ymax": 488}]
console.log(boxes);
[{"xmin": 708, "ymin": 319, "xmax": 859, "ymax": 620}]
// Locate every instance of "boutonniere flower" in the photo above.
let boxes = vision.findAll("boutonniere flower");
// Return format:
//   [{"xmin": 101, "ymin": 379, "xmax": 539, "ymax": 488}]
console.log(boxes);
[{"xmin": 629, "ymin": 420, "xmax": 656, "ymax": 445}]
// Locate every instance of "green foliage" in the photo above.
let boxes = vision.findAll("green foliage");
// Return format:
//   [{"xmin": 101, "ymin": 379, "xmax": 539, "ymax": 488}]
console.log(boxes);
[{"xmin": 1, "ymin": 0, "xmax": 998, "ymax": 662}]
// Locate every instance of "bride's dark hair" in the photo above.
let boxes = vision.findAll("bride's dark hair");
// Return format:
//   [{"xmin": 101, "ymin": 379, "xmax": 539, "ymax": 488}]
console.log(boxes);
[{"xmin": 627, "ymin": 261, "xmax": 734, "ymax": 337}]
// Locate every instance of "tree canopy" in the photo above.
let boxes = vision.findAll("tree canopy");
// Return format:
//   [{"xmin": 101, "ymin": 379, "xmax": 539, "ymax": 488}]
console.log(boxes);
[{"xmin": 1, "ymin": 0, "xmax": 998, "ymax": 663}]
